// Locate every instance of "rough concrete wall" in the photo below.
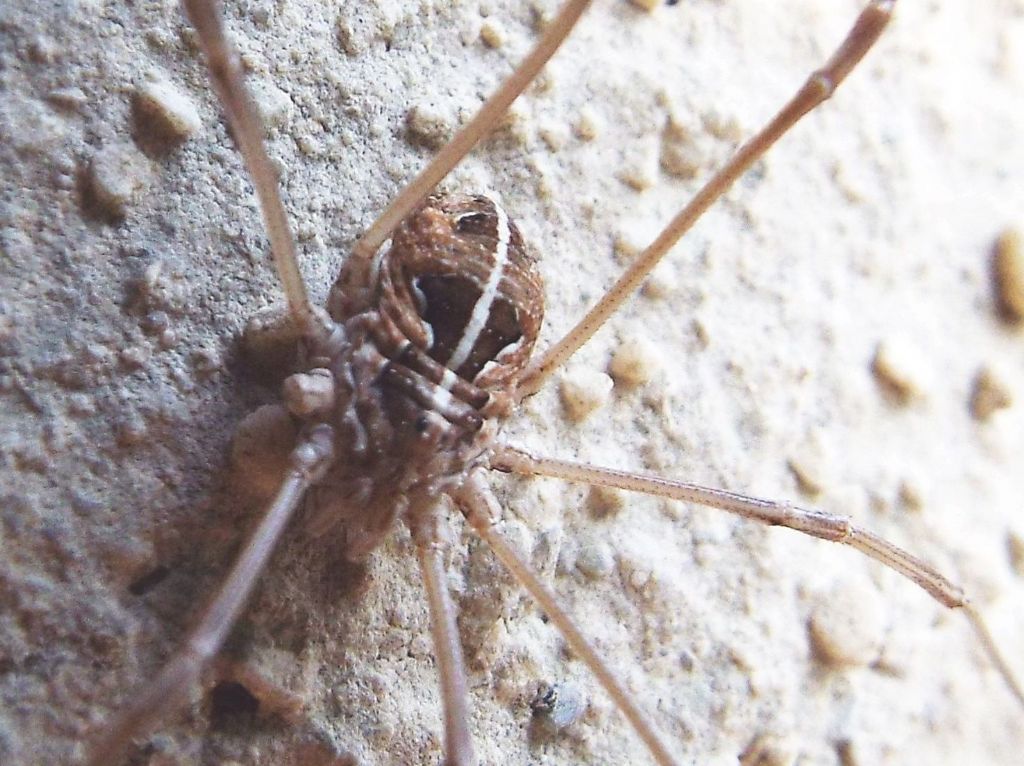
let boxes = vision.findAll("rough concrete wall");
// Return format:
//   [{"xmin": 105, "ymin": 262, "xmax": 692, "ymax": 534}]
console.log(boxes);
[{"xmin": 1, "ymin": 1, "xmax": 1022, "ymax": 765}]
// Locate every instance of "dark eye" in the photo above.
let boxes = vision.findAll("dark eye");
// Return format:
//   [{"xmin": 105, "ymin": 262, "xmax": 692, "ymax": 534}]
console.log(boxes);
[
  {"xmin": 455, "ymin": 212, "xmax": 492, "ymax": 236},
  {"xmin": 414, "ymin": 415, "xmax": 429, "ymax": 433}
]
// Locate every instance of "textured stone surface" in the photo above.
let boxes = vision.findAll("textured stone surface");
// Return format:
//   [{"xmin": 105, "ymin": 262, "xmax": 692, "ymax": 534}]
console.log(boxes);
[{"xmin": 1, "ymin": 2, "xmax": 1023, "ymax": 765}]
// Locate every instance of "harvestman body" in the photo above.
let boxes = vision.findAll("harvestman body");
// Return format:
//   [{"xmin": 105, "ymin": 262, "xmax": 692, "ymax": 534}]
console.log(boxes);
[{"xmin": 82, "ymin": 1, "xmax": 1024, "ymax": 764}]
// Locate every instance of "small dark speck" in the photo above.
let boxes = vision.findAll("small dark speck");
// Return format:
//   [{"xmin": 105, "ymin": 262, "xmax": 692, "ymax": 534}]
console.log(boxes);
[
  {"xmin": 127, "ymin": 565, "xmax": 169, "ymax": 596},
  {"xmin": 530, "ymin": 681, "xmax": 586, "ymax": 740}
]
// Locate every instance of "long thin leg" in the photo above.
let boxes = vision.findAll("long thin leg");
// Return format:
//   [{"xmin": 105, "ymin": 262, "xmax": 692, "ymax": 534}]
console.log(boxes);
[
  {"xmin": 450, "ymin": 472, "xmax": 681, "ymax": 766},
  {"xmin": 408, "ymin": 501, "xmax": 475, "ymax": 766},
  {"xmin": 515, "ymin": 1, "xmax": 895, "ymax": 399},
  {"xmin": 183, "ymin": 0, "xmax": 324, "ymax": 340},
  {"xmin": 491, "ymin": 443, "xmax": 1024, "ymax": 709},
  {"xmin": 84, "ymin": 426, "xmax": 336, "ymax": 766},
  {"xmin": 350, "ymin": 0, "xmax": 593, "ymax": 261}
]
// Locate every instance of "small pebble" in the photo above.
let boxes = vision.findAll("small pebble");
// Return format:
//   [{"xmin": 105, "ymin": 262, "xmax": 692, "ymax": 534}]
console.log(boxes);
[
  {"xmin": 538, "ymin": 122, "xmax": 568, "ymax": 152},
  {"xmin": 661, "ymin": 139, "xmax": 704, "ymax": 180},
  {"xmin": 145, "ymin": 27, "xmax": 175, "ymax": 50},
  {"xmin": 251, "ymin": 80, "xmax": 293, "ymax": 131},
  {"xmin": 642, "ymin": 262, "xmax": 678, "ymax": 299},
  {"xmin": 142, "ymin": 310, "xmax": 169, "ymax": 336},
  {"xmin": 157, "ymin": 328, "xmax": 177, "ymax": 350},
  {"xmin": 296, "ymin": 131, "xmax": 321, "ymax": 157},
  {"xmin": 808, "ymin": 579, "xmax": 885, "ymax": 667},
  {"xmin": 588, "ymin": 485, "xmax": 625, "ymax": 518},
  {"xmin": 116, "ymin": 415, "xmax": 148, "ymax": 447},
  {"xmin": 104, "ymin": 535, "xmax": 157, "ymax": 589},
  {"xmin": 559, "ymin": 367, "xmax": 613, "ymax": 421},
  {"xmin": 702, "ymin": 108, "xmax": 743, "ymax": 142},
  {"xmin": 336, "ymin": 12, "xmax": 383, "ymax": 57},
  {"xmin": 532, "ymin": 70, "xmax": 556, "ymax": 95},
  {"xmin": 191, "ymin": 346, "xmax": 222, "ymax": 379},
  {"xmin": 1008, "ymin": 530, "xmax": 1024, "ymax": 577},
  {"xmin": 970, "ymin": 364, "xmax": 1013, "ymax": 421},
  {"xmin": 626, "ymin": 563, "xmax": 653, "ymax": 594},
  {"xmin": 740, "ymin": 733, "xmax": 799, "ymax": 766},
  {"xmin": 27, "ymin": 35, "xmax": 59, "ymax": 63},
  {"xmin": 480, "ymin": 20, "xmax": 505, "ymax": 48},
  {"xmin": 618, "ymin": 154, "xmax": 658, "ymax": 191},
  {"xmin": 499, "ymin": 100, "xmax": 529, "ymax": 138},
  {"xmin": 897, "ymin": 476, "xmax": 924, "ymax": 512},
  {"xmin": 660, "ymin": 118, "xmax": 705, "ymax": 179},
  {"xmin": 118, "ymin": 346, "xmax": 149, "ymax": 371},
  {"xmin": 608, "ymin": 337, "xmax": 658, "ymax": 386},
  {"xmin": 135, "ymin": 76, "xmax": 202, "ymax": 140},
  {"xmin": 66, "ymin": 393, "xmax": 96, "ymax": 417},
  {"xmin": 87, "ymin": 143, "xmax": 153, "ymax": 218},
  {"xmin": 574, "ymin": 107, "xmax": 600, "ymax": 141},
  {"xmin": 992, "ymin": 227, "xmax": 1024, "ymax": 322},
  {"xmin": 409, "ymin": 633, "xmax": 432, "ymax": 659},
  {"xmin": 6, "ymin": 97, "xmax": 65, "ymax": 154},
  {"xmin": 613, "ymin": 218, "xmax": 658, "ymax": 263},
  {"xmin": 406, "ymin": 102, "xmax": 455, "ymax": 150},
  {"xmin": 787, "ymin": 453, "xmax": 827, "ymax": 496},
  {"xmin": 46, "ymin": 86, "xmax": 87, "ymax": 111},
  {"xmin": 870, "ymin": 337, "xmax": 929, "ymax": 405},
  {"xmin": 576, "ymin": 539, "xmax": 615, "ymax": 580}
]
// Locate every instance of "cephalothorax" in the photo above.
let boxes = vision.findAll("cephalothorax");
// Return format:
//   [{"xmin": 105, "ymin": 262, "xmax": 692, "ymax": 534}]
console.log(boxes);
[
  {"xmin": 299, "ymin": 192, "xmax": 543, "ymax": 559},
  {"xmin": 80, "ymin": 2, "xmax": 1024, "ymax": 765}
]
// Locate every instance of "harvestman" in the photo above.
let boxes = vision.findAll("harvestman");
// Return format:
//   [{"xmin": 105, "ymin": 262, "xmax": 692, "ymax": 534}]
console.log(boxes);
[{"xmin": 82, "ymin": 1, "xmax": 1024, "ymax": 764}]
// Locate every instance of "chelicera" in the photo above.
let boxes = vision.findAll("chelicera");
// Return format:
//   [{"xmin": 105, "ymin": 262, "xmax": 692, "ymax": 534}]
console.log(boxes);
[{"xmin": 77, "ymin": 1, "xmax": 1022, "ymax": 765}]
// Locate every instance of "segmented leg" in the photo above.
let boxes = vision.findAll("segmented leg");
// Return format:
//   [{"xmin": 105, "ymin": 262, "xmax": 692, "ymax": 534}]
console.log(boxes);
[
  {"xmin": 451, "ymin": 471, "xmax": 682, "ymax": 766},
  {"xmin": 84, "ymin": 427, "xmax": 336, "ymax": 766},
  {"xmin": 491, "ymin": 444, "xmax": 1024, "ymax": 708},
  {"xmin": 408, "ymin": 500, "xmax": 475, "ymax": 766},
  {"xmin": 351, "ymin": 0, "xmax": 594, "ymax": 261},
  {"xmin": 516, "ymin": 0, "xmax": 896, "ymax": 398},
  {"xmin": 182, "ymin": 0, "xmax": 322, "ymax": 338}
]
